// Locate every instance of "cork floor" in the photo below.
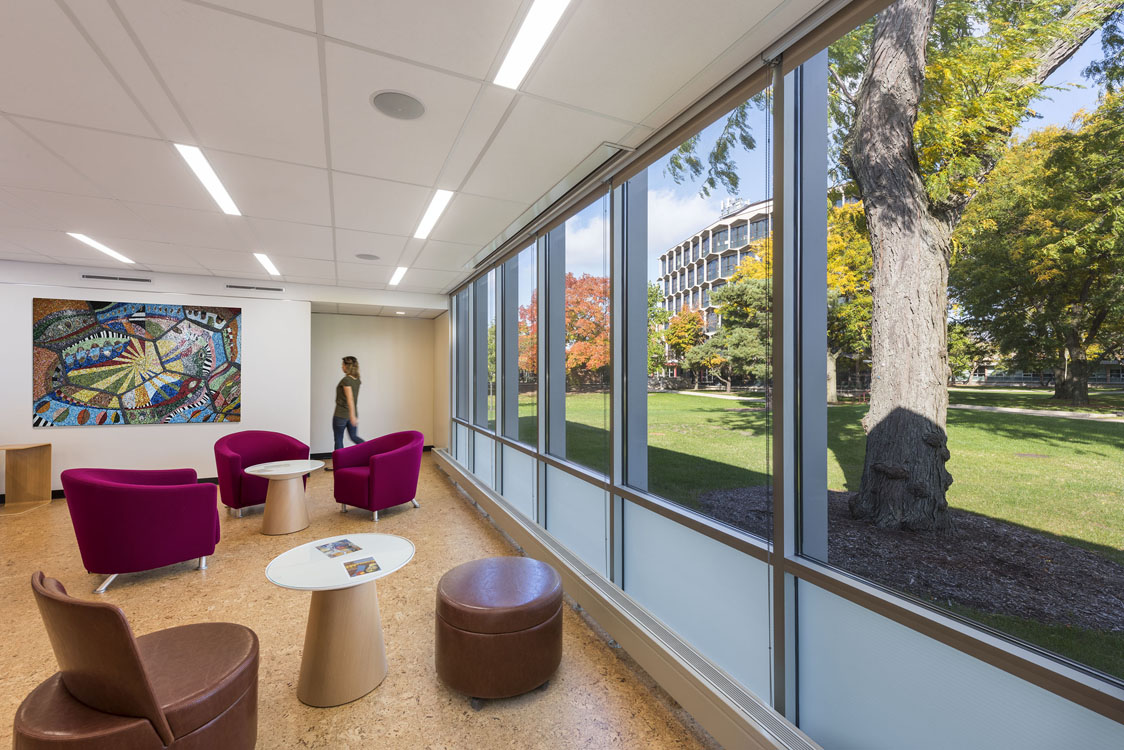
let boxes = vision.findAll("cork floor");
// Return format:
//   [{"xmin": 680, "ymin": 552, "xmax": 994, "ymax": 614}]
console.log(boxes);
[{"xmin": 0, "ymin": 456, "xmax": 718, "ymax": 749}]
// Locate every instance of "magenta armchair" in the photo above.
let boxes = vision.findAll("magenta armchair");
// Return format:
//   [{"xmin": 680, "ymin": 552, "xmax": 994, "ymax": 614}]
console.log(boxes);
[
  {"xmin": 333, "ymin": 430, "xmax": 424, "ymax": 520},
  {"xmin": 60, "ymin": 468, "xmax": 220, "ymax": 594},
  {"xmin": 214, "ymin": 431, "xmax": 309, "ymax": 516}
]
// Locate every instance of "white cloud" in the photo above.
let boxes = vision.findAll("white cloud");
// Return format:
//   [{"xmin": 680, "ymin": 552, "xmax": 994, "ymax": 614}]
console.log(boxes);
[
  {"xmin": 564, "ymin": 206, "xmax": 609, "ymax": 278},
  {"xmin": 645, "ymin": 188, "xmax": 722, "ymax": 279}
]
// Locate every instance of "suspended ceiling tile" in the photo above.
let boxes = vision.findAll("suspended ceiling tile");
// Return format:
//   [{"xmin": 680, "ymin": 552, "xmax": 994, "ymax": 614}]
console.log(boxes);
[
  {"xmin": 203, "ymin": 0, "xmax": 318, "ymax": 31},
  {"xmin": 207, "ymin": 151, "xmax": 332, "ymax": 226},
  {"xmin": 19, "ymin": 119, "xmax": 215, "ymax": 210},
  {"xmin": 245, "ymin": 218, "xmax": 334, "ymax": 259},
  {"xmin": 524, "ymin": 0, "xmax": 782, "ymax": 124},
  {"xmin": 321, "ymin": 0, "xmax": 522, "ymax": 80},
  {"xmin": 325, "ymin": 41, "xmax": 481, "ymax": 185},
  {"xmin": 121, "ymin": 201, "xmax": 244, "ymax": 249},
  {"xmin": 334, "ymin": 227, "xmax": 409, "ymax": 263},
  {"xmin": 392, "ymin": 266, "xmax": 463, "ymax": 289},
  {"xmin": 0, "ymin": 118, "xmax": 102, "ymax": 196},
  {"xmin": 412, "ymin": 239, "xmax": 481, "ymax": 271},
  {"xmin": 0, "ymin": 1, "xmax": 155, "ymax": 136},
  {"xmin": 439, "ymin": 85, "xmax": 516, "ymax": 189},
  {"xmin": 186, "ymin": 247, "xmax": 269, "ymax": 273},
  {"xmin": 118, "ymin": 0, "xmax": 326, "ymax": 166},
  {"xmin": 2, "ymin": 188, "xmax": 151, "ymax": 238},
  {"xmin": 337, "ymin": 302, "xmax": 386, "ymax": 316},
  {"xmin": 336, "ymin": 261, "xmax": 395, "ymax": 284},
  {"xmin": 61, "ymin": 0, "xmax": 193, "ymax": 144},
  {"xmin": 330, "ymin": 172, "xmax": 431, "ymax": 235},
  {"xmin": 462, "ymin": 96, "xmax": 631, "ymax": 204},
  {"xmin": 311, "ymin": 301, "xmax": 339, "ymax": 313},
  {"xmin": 429, "ymin": 191, "xmax": 526, "ymax": 246},
  {"xmin": 270, "ymin": 256, "xmax": 336, "ymax": 279}
]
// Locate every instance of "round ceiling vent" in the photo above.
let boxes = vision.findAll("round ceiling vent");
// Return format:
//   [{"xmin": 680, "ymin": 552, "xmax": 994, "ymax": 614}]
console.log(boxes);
[
  {"xmin": 370, "ymin": 91, "xmax": 425, "ymax": 120},
  {"xmin": 355, "ymin": 253, "xmax": 380, "ymax": 261}
]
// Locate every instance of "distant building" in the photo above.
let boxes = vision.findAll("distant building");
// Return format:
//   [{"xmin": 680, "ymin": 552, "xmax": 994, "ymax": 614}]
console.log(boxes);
[{"xmin": 656, "ymin": 197, "xmax": 772, "ymax": 335}]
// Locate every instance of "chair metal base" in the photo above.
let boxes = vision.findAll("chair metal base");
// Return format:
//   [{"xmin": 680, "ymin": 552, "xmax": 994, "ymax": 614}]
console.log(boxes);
[{"xmin": 94, "ymin": 574, "xmax": 118, "ymax": 594}]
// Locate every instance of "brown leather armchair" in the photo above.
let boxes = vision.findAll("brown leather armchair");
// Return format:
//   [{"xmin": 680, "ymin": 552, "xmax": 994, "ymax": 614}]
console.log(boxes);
[{"xmin": 13, "ymin": 572, "xmax": 259, "ymax": 750}]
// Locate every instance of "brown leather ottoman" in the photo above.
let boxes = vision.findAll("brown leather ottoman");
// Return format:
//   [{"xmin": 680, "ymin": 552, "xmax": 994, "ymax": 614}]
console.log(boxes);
[{"xmin": 435, "ymin": 556, "xmax": 563, "ymax": 700}]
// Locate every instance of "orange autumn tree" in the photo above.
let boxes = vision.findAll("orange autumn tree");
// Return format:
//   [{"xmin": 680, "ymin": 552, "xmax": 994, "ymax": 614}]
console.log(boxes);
[{"xmin": 516, "ymin": 273, "xmax": 610, "ymax": 386}]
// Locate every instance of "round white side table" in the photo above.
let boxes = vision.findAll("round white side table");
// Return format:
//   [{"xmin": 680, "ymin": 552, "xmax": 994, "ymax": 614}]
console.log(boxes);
[
  {"xmin": 244, "ymin": 459, "xmax": 323, "ymax": 535},
  {"xmin": 265, "ymin": 533, "xmax": 415, "ymax": 707}
]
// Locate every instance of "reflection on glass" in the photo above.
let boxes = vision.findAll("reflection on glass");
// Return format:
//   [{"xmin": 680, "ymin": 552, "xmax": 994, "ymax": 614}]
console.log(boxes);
[
  {"xmin": 563, "ymin": 196, "xmax": 610, "ymax": 475},
  {"xmin": 633, "ymin": 87, "xmax": 774, "ymax": 539},
  {"xmin": 813, "ymin": 0, "xmax": 1124, "ymax": 682},
  {"xmin": 515, "ymin": 244, "xmax": 537, "ymax": 444}
]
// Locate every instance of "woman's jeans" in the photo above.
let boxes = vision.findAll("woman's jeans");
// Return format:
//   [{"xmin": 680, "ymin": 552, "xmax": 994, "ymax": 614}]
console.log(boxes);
[{"xmin": 332, "ymin": 416, "xmax": 364, "ymax": 450}]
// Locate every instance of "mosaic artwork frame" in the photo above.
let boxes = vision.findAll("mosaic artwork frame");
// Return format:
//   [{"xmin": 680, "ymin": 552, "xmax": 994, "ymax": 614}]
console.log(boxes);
[{"xmin": 32, "ymin": 298, "xmax": 242, "ymax": 426}]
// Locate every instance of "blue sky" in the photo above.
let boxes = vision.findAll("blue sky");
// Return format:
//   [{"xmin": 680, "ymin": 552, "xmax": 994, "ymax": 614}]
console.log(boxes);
[{"xmin": 563, "ymin": 29, "xmax": 1109, "ymax": 280}]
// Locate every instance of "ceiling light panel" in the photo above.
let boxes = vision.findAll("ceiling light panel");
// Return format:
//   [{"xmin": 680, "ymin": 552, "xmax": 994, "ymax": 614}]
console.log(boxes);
[
  {"xmin": 389, "ymin": 266, "xmax": 408, "ymax": 285},
  {"xmin": 174, "ymin": 144, "xmax": 242, "ymax": 215},
  {"xmin": 67, "ymin": 232, "xmax": 134, "ymax": 264},
  {"xmin": 413, "ymin": 190, "xmax": 454, "ymax": 239},
  {"xmin": 494, "ymin": 0, "xmax": 572, "ymax": 90},
  {"xmin": 253, "ymin": 252, "xmax": 281, "ymax": 276}
]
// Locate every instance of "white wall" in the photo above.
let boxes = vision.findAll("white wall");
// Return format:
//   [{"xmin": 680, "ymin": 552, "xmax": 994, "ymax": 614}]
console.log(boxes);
[
  {"xmin": 432, "ymin": 312, "xmax": 450, "ymax": 450},
  {"xmin": 0, "ymin": 281, "xmax": 310, "ymax": 490},
  {"xmin": 309, "ymin": 314, "xmax": 435, "ymax": 454}
]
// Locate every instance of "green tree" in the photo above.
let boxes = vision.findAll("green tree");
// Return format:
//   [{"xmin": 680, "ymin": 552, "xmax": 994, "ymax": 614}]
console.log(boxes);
[
  {"xmin": 952, "ymin": 97, "xmax": 1124, "ymax": 403},
  {"xmin": 826, "ymin": 202, "xmax": 873, "ymax": 402},
  {"xmin": 665, "ymin": 309, "xmax": 706, "ymax": 385},
  {"xmin": 648, "ymin": 282, "xmax": 671, "ymax": 375},
  {"xmin": 946, "ymin": 322, "xmax": 992, "ymax": 383},
  {"xmin": 674, "ymin": 0, "xmax": 1119, "ymax": 531}
]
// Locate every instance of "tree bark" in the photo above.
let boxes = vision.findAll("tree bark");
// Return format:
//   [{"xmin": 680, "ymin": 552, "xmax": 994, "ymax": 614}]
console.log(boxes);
[
  {"xmin": 846, "ymin": 0, "xmax": 954, "ymax": 532},
  {"xmin": 1053, "ymin": 337, "xmax": 1092, "ymax": 405},
  {"xmin": 827, "ymin": 350, "xmax": 840, "ymax": 404}
]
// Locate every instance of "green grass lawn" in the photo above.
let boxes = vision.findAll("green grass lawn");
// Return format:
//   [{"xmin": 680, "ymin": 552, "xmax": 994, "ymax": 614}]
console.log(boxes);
[
  {"xmin": 949, "ymin": 386, "xmax": 1124, "ymax": 413},
  {"xmin": 529, "ymin": 391, "xmax": 1124, "ymax": 678}
]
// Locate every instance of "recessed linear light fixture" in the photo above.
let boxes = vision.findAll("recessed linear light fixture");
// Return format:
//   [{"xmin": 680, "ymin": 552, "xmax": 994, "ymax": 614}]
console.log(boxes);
[
  {"xmin": 389, "ymin": 266, "xmax": 408, "ymax": 286},
  {"xmin": 395, "ymin": 311, "xmax": 406, "ymax": 315},
  {"xmin": 66, "ymin": 233, "xmax": 134, "ymax": 264},
  {"xmin": 174, "ymin": 144, "xmax": 241, "ymax": 216},
  {"xmin": 414, "ymin": 189, "xmax": 454, "ymax": 239},
  {"xmin": 494, "ymin": 0, "xmax": 572, "ymax": 90},
  {"xmin": 253, "ymin": 253, "xmax": 280, "ymax": 276}
]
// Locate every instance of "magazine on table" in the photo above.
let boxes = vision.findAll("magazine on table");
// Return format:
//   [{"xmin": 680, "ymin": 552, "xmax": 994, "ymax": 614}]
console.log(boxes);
[
  {"xmin": 316, "ymin": 539, "xmax": 361, "ymax": 558},
  {"xmin": 344, "ymin": 557, "xmax": 381, "ymax": 577}
]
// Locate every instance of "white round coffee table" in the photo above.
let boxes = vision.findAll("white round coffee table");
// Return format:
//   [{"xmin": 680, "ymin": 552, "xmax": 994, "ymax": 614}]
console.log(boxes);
[
  {"xmin": 244, "ymin": 459, "xmax": 323, "ymax": 535},
  {"xmin": 265, "ymin": 533, "xmax": 415, "ymax": 707}
]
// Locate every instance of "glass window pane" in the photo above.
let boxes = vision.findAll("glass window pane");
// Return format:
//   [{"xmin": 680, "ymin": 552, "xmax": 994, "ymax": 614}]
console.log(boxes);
[
  {"xmin": 804, "ymin": 0, "xmax": 1124, "ymax": 683},
  {"xmin": 453, "ymin": 289, "xmax": 469, "ymax": 421},
  {"xmin": 625, "ymin": 83, "xmax": 775, "ymax": 538},
  {"xmin": 503, "ymin": 244, "xmax": 537, "ymax": 446},
  {"xmin": 550, "ymin": 194, "xmax": 610, "ymax": 476},
  {"xmin": 471, "ymin": 273, "xmax": 495, "ymax": 429},
  {"xmin": 545, "ymin": 465, "xmax": 608, "ymax": 577}
]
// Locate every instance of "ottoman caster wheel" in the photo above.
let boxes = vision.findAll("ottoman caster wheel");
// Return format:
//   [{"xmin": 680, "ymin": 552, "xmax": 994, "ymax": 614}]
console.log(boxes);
[
  {"xmin": 470, "ymin": 697, "xmax": 485, "ymax": 711},
  {"xmin": 536, "ymin": 680, "xmax": 550, "ymax": 692}
]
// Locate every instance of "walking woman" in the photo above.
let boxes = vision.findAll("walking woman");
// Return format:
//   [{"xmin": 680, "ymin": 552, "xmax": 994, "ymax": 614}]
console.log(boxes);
[{"xmin": 332, "ymin": 356, "xmax": 365, "ymax": 451}]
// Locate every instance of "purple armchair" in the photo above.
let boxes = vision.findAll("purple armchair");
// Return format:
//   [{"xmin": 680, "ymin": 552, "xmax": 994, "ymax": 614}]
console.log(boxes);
[
  {"xmin": 60, "ymin": 468, "xmax": 220, "ymax": 594},
  {"xmin": 214, "ymin": 431, "xmax": 309, "ymax": 516},
  {"xmin": 333, "ymin": 430, "xmax": 424, "ymax": 520}
]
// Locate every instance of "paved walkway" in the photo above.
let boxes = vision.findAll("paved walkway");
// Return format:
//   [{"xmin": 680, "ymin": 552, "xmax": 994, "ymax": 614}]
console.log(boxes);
[
  {"xmin": 949, "ymin": 403, "xmax": 1124, "ymax": 422},
  {"xmin": 666, "ymin": 390, "xmax": 764, "ymax": 402}
]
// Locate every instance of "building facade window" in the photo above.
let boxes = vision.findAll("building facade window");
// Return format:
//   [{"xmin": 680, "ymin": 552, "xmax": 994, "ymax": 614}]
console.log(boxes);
[
  {"xmin": 732, "ymin": 222, "xmax": 748, "ymax": 248},
  {"xmin": 706, "ymin": 257, "xmax": 718, "ymax": 280},
  {"xmin": 713, "ymin": 228, "xmax": 728, "ymax": 252}
]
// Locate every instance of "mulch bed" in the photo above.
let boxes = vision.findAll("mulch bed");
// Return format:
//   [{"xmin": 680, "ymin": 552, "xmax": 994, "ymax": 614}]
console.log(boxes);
[{"xmin": 696, "ymin": 486, "xmax": 1124, "ymax": 632}]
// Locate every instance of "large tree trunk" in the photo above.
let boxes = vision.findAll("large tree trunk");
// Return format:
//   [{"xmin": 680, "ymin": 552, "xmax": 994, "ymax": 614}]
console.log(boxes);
[
  {"xmin": 845, "ymin": 0, "xmax": 954, "ymax": 532},
  {"xmin": 1053, "ymin": 337, "xmax": 1091, "ymax": 405},
  {"xmin": 827, "ymin": 349, "xmax": 840, "ymax": 404}
]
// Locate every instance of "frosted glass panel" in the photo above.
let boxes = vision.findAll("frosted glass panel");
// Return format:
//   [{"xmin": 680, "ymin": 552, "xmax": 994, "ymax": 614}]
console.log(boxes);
[
  {"xmin": 501, "ymin": 445, "xmax": 536, "ymax": 520},
  {"xmin": 473, "ymin": 432, "xmax": 495, "ymax": 489},
  {"xmin": 798, "ymin": 583, "xmax": 1124, "ymax": 750},
  {"xmin": 545, "ymin": 465, "xmax": 608, "ymax": 577},
  {"xmin": 623, "ymin": 501, "xmax": 772, "ymax": 699},
  {"xmin": 455, "ymin": 423, "xmax": 469, "ymax": 467}
]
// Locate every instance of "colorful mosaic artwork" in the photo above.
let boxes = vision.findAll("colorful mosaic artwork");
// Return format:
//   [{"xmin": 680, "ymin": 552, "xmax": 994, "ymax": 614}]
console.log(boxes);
[{"xmin": 32, "ymin": 298, "xmax": 241, "ymax": 427}]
